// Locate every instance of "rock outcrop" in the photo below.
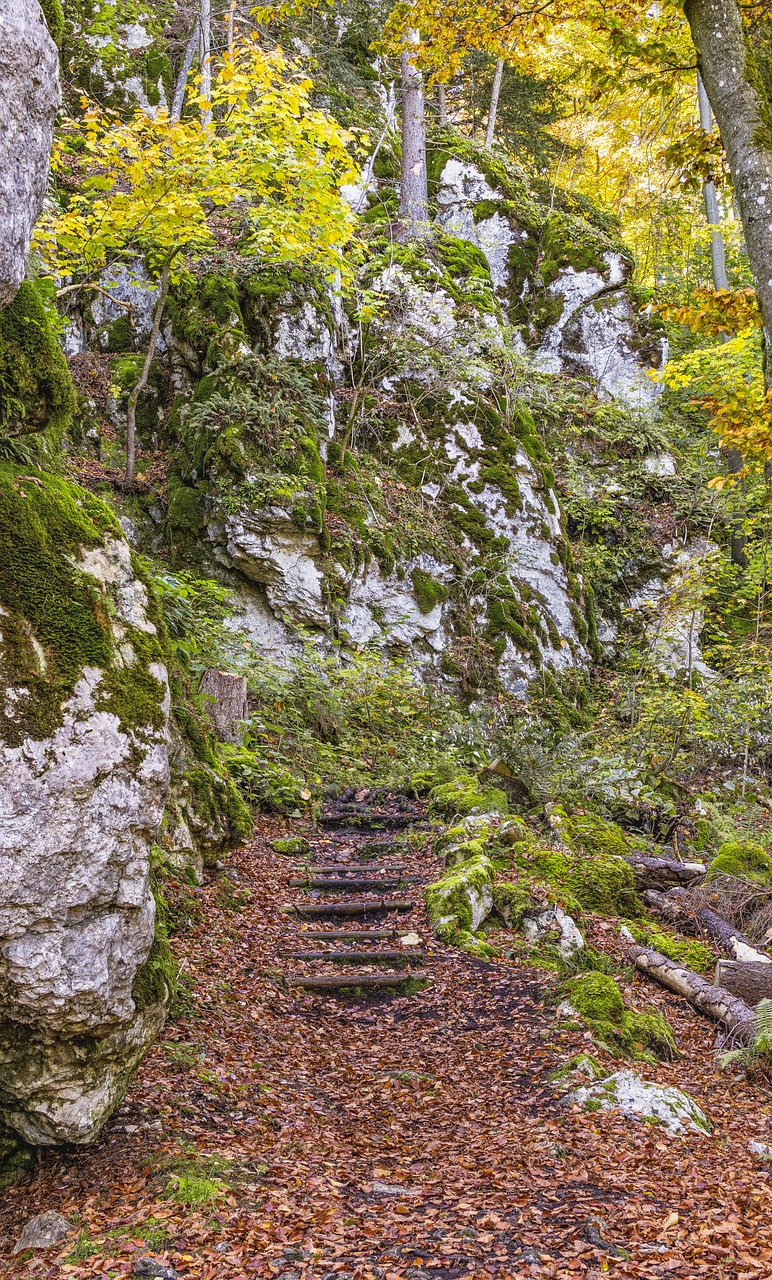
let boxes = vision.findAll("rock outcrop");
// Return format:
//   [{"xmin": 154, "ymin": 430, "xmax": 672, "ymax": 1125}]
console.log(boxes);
[
  {"xmin": 0, "ymin": 469, "xmax": 171, "ymax": 1152},
  {"xmin": 0, "ymin": 0, "xmax": 60, "ymax": 307}
]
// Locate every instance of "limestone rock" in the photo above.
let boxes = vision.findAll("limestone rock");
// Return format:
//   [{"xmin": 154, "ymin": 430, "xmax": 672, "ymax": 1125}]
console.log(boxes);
[
  {"xmin": 523, "ymin": 906, "xmax": 585, "ymax": 959},
  {"xmin": 214, "ymin": 506, "xmax": 327, "ymax": 627},
  {"xmin": 565, "ymin": 1069, "xmax": 710, "ymax": 1136},
  {"xmin": 13, "ymin": 1210, "xmax": 73, "ymax": 1253},
  {"xmin": 133, "ymin": 1259, "xmax": 180, "ymax": 1280},
  {"xmin": 0, "ymin": 0, "xmax": 60, "ymax": 307},
  {"xmin": 0, "ymin": 479, "xmax": 171, "ymax": 1149}
]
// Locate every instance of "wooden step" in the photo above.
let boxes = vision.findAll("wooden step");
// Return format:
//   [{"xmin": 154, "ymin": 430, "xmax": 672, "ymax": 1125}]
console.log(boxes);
[
  {"xmin": 281, "ymin": 899, "xmax": 414, "ymax": 919},
  {"xmin": 298, "ymin": 864, "xmax": 408, "ymax": 875},
  {"xmin": 286, "ymin": 950, "xmax": 424, "ymax": 963},
  {"xmin": 288, "ymin": 971, "xmax": 427, "ymax": 989},
  {"xmin": 288, "ymin": 876, "xmax": 422, "ymax": 891},
  {"xmin": 301, "ymin": 929, "xmax": 401, "ymax": 941},
  {"xmin": 318, "ymin": 812, "xmax": 418, "ymax": 830}
]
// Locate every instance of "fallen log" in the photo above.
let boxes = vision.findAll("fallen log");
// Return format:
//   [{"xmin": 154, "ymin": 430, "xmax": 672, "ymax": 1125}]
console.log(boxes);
[
  {"xmin": 695, "ymin": 906, "xmax": 771, "ymax": 964},
  {"xmin": 715, "ymin": 960, "xmax": 772, "ymax": 1006},
  {"xmin": 626, "ymin": 855, "xmax": 705, "ymax": 890},
  {"xmin": 642, "ymin": 888, "xmax": 691, "ymax": 925},
  {"xmin": 626, "ymin": 942, "xmax": 758, "ymax": 1046}
]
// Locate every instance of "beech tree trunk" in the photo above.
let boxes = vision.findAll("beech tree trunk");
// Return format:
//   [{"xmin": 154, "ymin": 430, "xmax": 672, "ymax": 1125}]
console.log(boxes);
[
  {"xmin": 199, "ymin": 0, "xmax": 212, "ymax": 128},
  {"xmin": 125, "ymin": 251, "xmax": 175, "ymax": 485},
  {"xmin": 685, "ymin": 0, "xmax": 772, "ymax": 379},
  {"xmin": 696, "ymin": 72, "xmax": 729, "ymax": 293},
  {"xmin": 627, "ymin": 942, "xmax": 758, "ymax": 1046},
  {"xmin": 399, "ymin": 28, "xmax": 429, "ymax": 238},
  {"xmin": 485, "ymin": 57, "xmax": 505, "ymax": 150},
  {"xmin": 199, "ymin": 668, "xmax": 248, "ymax": 742},
  {"xmin": 171, "ymin": 19, "xmax": 199, "ymax": 120}
]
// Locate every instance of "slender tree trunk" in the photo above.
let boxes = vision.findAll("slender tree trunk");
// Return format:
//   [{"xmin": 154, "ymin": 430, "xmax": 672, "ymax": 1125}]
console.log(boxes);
[
  {"xmin": 170, "ymin": 18, "xmax": 199, "ymax": 121},
  {"xmin": 696, "ymin": 72, "xmax": 729, "ymax": 293},
  {"xmin": 437, "ymin": 81, "xmax": 447, "ymax": 126},
  {"xmin": 125, "ymin": 252, "xmax": 176, "ymax": 485},
  {"xmin": 199, "ymin": 0, "xmax": 212, "ymax": 127},
  {"xmin": 685, "ymin": 0, "xmax": 772, "ymax": 381},
  {"xmin": 227, "ymin": 0, "xmax": 236, "ymax": 53},
  {"xmin": 485, "ymin": 57, "xmax": 505, "ymax": 150},
  {"xmin": 399, "ymin": 28, "xmax": 429, "ymax": 238}
]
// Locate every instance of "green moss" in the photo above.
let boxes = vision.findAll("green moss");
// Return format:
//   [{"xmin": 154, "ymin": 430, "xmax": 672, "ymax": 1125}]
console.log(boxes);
[
  {"xmin": 132, "ymin": 850, "xmax": 177, "ymax": 1013},
  {"xmin": 492, "ymin": 880, "xmax": 535, "ymax": 926},
  {"xmin": 708, "ymin": 841, "xmax": 772, "ymax": 886},
  {"xmin": 567, "ymin": 854, "xmax": 642, "ymax": 918},
  {"xmin": 568, "ymin": 973, "xmax": 677, "ymax": 1061},
  {"xmin": 428, "ymin": 776, "xmax": 509, "ymax": 818},
  {"xmin": 0, "ymin": 282, "xmax": 75, "ymax": 440},
  {"xmin": 0, "ymin": 465, "xmax": 169, "ymax": 745},
  {"xmin": 39, "ymin": 0, "xmax": 64, "ymax": 44},
  {"xmin": 626, "ymin": 923, "xmax": 715, "ymax": 975},
  {"xmin": 411, "ymin": 568, "xmax": 448, "ymax": 614},
  {"xmin": 270, "ymin": 836, "xmax": 310, "ymax": 856}
]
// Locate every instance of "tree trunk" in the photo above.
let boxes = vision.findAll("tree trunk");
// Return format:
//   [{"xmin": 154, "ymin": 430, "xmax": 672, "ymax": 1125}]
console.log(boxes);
[
  {"xmin": 399, "ymin": 28, "xmax": 429, "ymax": 238},
  {"xmin": 125, "ymin": 251, "xmax": 175, "ymax": 485},
  {"xmin": 626, "ymin": 855, "xmax": 706, "ymax": 890},
  {"xmin": 696, "ymin": 905, "xmax": 771, "ymax": 962},
  {"xmin": 199, "ymin": 0, "xmax": 212, "ymax": 128},
  {"xmin": 696, "ymin": 72, "xmax": 729, "ymax": 292},
  {"xmin": 485, "ymin": 57, "xmax": 505, "ymax": 150},
  {"xmin": 198, "ymin": 668, "xmax": 248, "ymax": 742},
  {"xmin": 437, "ymin": 82, "xmax": 447, "ymax": 126},
  {"xmin": 627, "ymin": 942, "xmax": 758, "ymax": 1045},
  {"xmin": 685, "ymin": 0, "xmax": 772, "ymax": 378},
  {"xmin": 171, "ymin": 19, "xmax": 199, "ymax": 120},
  {"xmin": 715, "ymin": 959, "xmax": 772, "ymax": 1005},
  {"xmin": 642, "ymin": 887, "xmax": 691, "ymax": 925}
]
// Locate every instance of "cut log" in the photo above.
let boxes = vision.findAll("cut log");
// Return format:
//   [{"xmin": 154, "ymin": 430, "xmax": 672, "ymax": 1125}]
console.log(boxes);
[
  {"xmin": 280, "ymin": 899, "xmax": 414, "ymax": 919},
  {"xmin": 285, "ymin": 950, "xmax": 424, "ymax": 963},
  {"xmin": 715, "ymin": 960, "xmax": 772, "ymax": 1006},
  {"xmin": 626, "ymin": 942, "xmax": 757, "ymax": 1046},
  {"xmin": 626, "ymin": 855, "xmax": 706, "ymax": 890},
  {"xmin": 288, "ymin": 876, "xmax": 421, "ymax": 891},
  {"xmin": 289, "ymin": 971, "xmax": 426, "ymax": 989},
  {"xmin": 198, "ymin": 669, "xmax": 248, "ymax": 743},
  {"xmin": 301, "ymin": 929, "xmax": 400, "ymax": 941},
  {"xmin": 695, "ymin": 906, "xmax": 771, "ymax": 963},
  {"xmin": 318, "ymin": 810, "xmax": 418, "ymax": 830},
  {"xmin": 642, "ymin": 888, "xmax": 691, "ymax": 925}
]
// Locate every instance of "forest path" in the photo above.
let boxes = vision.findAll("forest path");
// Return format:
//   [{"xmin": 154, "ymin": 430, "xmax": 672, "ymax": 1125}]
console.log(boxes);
[{"xmin": 1, "ymin": 802, "xmax": 771, "ymax": 1279}]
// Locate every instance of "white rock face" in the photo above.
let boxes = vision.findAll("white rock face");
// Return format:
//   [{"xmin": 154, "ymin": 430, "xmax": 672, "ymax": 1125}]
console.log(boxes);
[
  {"xmin": 557, "ymin": 284, "xmax": 667, "ymax": 408},
  {"xmin": 566, "ymin": 1070, "xmax": 710, "ymax": 1136},
  {"xmin": 0, "ymin": 524, "xmax": 171, "ymax": 1147},
  {"xmin": 629, "ymin": 538, "xmax": 719, "ymax": 680},
  {"xmin": 0, "ymin": 0, "xmax": 60, "ymax": 307},
  {"xmin": 216, "ymin": 506, "xmax": 327, "ymax": 627},
  {"xmin": 90, "ymin": 262, "xmax": 165, "ymax": 351},
  {"xmin": 436, "ymin": 158, "xmax": 522, "ymax": 294},
  {"xmin": 342, "ymin": 556, "xmax": 451, "ymax": 652}
]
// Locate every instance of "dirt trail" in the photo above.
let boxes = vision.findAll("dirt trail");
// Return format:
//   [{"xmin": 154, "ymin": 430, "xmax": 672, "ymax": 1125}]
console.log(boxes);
[{"xmin": 2, "ymin": 806, "xmax": 772, "ymax": 1279}]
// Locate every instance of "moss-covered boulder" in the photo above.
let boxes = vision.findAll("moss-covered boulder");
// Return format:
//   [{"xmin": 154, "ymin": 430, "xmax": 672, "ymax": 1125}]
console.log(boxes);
[
  {"xmin": 708, "ymin": 841, "xmax": 772, "ymax": 887},
  {"xmin": 426, "ymin": 854, "xmax": 497, "ymax": 947},
  {"xmin": 567, "ymin": 973, "xmax": 677, "ymax": 1061},
  {"xmin": 0, "ymin": 467, "xmax": 172, "ymax": 1157}
]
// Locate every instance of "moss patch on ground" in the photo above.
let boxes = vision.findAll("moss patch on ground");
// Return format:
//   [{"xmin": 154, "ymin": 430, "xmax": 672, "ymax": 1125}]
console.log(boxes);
[
  {"xmin": 567, "ymin": 972, "xmax": 677, "ymax": 1061},
  {"xmin": 708, "ymin": 841, "xmax": 772, "ymax": 887}
]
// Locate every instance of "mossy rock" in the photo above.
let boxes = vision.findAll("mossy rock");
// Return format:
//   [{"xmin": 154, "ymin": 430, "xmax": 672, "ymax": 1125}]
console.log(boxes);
[
  {"xmin": 708, "ymin": 841, "xmax": 772, "ymax": 887},
  {"xmin": 0, "ymin": 465, "xmax": 168, "ymax": 746},
  {"xmin": 39, "ymin": 0, "xmax": 64, "ymax": 44},
  {"xmin": 428, "ymin": 776, "xmax": 509, "ymax": 819},
  {"xmin": 0, "ymin": 282, "xmax": 75, "ymax": 441},
  {"xmin": 270, "ymin": 836, "xmax": 310, "ymax": 857},
  {"xmin": 492, "ymin": 880, "xmax": 536, "ymax": 927},
  {"xmin": 567, "ymin": 854, "xmax": 643, "ymax": 919},
  {"xmin": 568, "ymin": 972, "xmax": 677, "ymax": 1061},
  {"xmin": 411, "ymin": 567, "xmax": 448, "ymax": 614},
  {"xmin": 426, "ymin": 854, "xmax": 496, "ymax": 942}
]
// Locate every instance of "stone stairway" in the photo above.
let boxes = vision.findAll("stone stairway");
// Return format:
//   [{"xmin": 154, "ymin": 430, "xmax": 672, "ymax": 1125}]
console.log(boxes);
[{"xmin": 282, "ymin": 792, "xmax": 431, "ymax": 993}]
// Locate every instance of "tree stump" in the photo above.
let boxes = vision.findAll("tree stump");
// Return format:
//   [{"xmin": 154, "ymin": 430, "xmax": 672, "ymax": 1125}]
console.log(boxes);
[
  {"xmin": 715, "ymin": 960, "xmax": 772, "ymax": 1007},
  {"xmin": 198, "ymin": 669, "xmax": 248, "ymax": 743}
]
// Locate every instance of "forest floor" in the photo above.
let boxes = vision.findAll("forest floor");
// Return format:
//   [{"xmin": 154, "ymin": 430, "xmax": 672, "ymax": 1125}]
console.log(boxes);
[{"xmin": 2, "ymin": 814, "xmax": 772, "ymax": 1280}]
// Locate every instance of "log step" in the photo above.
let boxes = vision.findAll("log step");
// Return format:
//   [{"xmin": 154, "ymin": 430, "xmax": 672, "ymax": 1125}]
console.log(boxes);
[
  {"xmin": 288, "ymin": 876, "xmax": 422, "ymax": 891},
  {"xmin": 301, "ymin": 929, "xmax": 401, "ymax": 941},
  {"xmin": 289, "ymin": 971, "xmax": 427, "ymax": 989},
  {"xmin": 286, "ymin": 950, "xmax": 424, "ymax": 963},
  {"xmin": 318, "ymin": 813, "xmax": 418, "ymax": 829},
  {"xmin": 281, "ymin": 899, "xmax": 414, "ymax": 919},
  {"xmin": 299, "ymin": 865, "xmax": 408, "ymax": 875}
]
